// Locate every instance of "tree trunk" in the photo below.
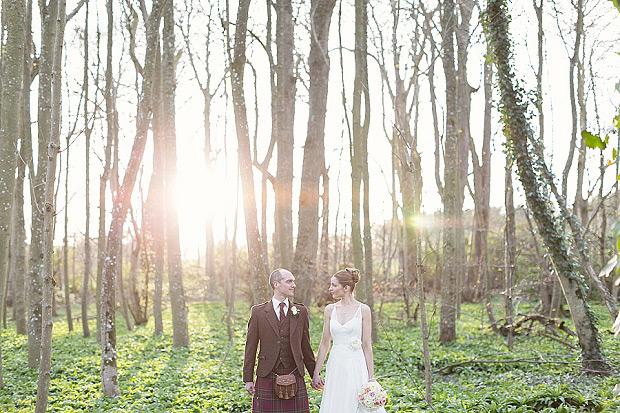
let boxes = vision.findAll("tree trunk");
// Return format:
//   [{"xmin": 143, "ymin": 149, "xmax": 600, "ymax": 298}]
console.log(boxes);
[
  {"xmin": 504, "ymin": 161, "xmax": 516, "ymax": 350},
  {"xmin": 351, "ymin": 0, "xmax": 370, "ymax": 297},
  {"xmin": 562, "ymin": 0, "xmax": 583, "ymax": 200},
  {"xmin": 98, "ymin": 0, "xmax": 117, "ymax": 343},
  {"xmin": 573, "ymin": 3, "xmax": 588, "ymax": 227},
  {"xmin": 29, "ymin": 0, "xmax": 61, "ymax": 368},
  {"xmin": 81, "ymin": 0, "xmax": 91, "ymax": 338},
  {"xmin": 162, "ymin": 0, "xmax": 189, "ymax": 347},
  {"xmin": 455, "ymin": 0, "xmax": 474, "ymax": 308},
  {"xmin": 229, "ymin": 0, "xmax": 269, "ymax": 304},
  {"xmin": 11, "ymin": 0, "xmax": 32, "ymax": 336},
  {"xmin": 100, "ymin": 0, "xmax": 165, "ymax": 397},
  {"xmin": 439, "ymin": 0, "xmax": 459, "ymax": 343},
  {"xmin": 274, "ymin": 0, "xmax": 295, "ymax": 271},
  {"xmin": 35, "ymin": 0, "xmax": 65, "ymax": 409},
  {"xmin": 116, "ymin": 244, "xmax": 133, "ymax": 331},
  {"xmin": 63, "ymin": 115, "xmax": 73, "ymax": 332},
  {"xmin": 319, "ymin": 168, "xmax": 330, "ymax": 289},
  {"xmin": 470, "ymin": 57, "xmax": 492, "ymax": 306},
  {"xmin": 127, "ymin": 218, "xmax": 147, "ymax": 325},
  {"xmin": 484, "ymin": 0, "xmax": 611, "ymax": 374},
  {"xmin": 293, "ymin": 0, "xmax": 335, "ymax": 305},
  {"xmin": 0, "ymin": 0, "xmax": 26, "ymax": 389},
  {"xmin": 146, "ymin": 41, "xmax": 165, "ymax": 336}
]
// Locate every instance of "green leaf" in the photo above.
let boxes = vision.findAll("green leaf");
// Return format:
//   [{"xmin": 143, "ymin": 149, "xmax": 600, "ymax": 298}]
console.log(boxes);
[
  {"xmin": 613, "ymin": 216, "xmax": 620, "ymax": 239},
  {"xmin": 582, "ymin": 130, "xmax": 607, "ymax": 150},
  {"xmin": 612, "ymin": 0, "xmax": 620, "ymax": 13},
  {"xmin": 599, "ymin": 255, "xmax": 618, "ymax": 278},
  {"xmin": 612, "ymin": 148, "xmax": 618, "ymax": 160},
  {"xmin": 613, "ymin": 310, "xmax": 620, "ymax": 335}
]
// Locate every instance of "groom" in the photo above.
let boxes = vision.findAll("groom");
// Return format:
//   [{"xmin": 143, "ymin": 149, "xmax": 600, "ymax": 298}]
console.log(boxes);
[{"xmin": 243, "ymin": 268, "xmax": 318, "ymax": 412}]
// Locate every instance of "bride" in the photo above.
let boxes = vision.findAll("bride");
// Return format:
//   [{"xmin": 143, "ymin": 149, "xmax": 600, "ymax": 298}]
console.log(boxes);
[{"xmin": 312, "ymin": 268, "xmax": 386, "ymax": 412}]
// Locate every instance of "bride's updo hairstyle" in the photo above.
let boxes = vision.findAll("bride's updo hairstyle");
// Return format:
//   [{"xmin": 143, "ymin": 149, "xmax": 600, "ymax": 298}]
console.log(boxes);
[{"xmin": 333, "ymin": 268, "xmax": 361, "ymax": 292}]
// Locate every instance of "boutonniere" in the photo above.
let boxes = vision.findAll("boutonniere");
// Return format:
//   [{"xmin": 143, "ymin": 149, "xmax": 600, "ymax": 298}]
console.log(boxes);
[{"xmin": 291, "ymin": 306, "xmax": 300, "ymax": 317}]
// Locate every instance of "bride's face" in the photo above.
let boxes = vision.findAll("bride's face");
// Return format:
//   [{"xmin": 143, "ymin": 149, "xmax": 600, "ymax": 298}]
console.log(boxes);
[{"xmin": 329, "ymin": 276, "xmax": 345, "ymax": 299}]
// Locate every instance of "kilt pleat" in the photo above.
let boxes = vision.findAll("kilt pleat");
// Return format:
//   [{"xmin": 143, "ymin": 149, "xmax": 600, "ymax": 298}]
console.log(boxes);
[{"xmin": 252, "ymin": 371, "xmax": 309, "ymax": 413}]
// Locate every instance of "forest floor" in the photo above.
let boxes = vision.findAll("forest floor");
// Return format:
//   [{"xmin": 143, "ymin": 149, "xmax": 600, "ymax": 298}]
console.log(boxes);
[{"xmin": 2, "ymin": 300, "xmax": 620, "ymax": 412}]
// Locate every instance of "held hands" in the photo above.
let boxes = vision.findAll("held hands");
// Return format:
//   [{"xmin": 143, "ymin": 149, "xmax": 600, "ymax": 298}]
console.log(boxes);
[{"xmin": 311, "ymin": 373, "xmax": 324, "ymax": 390}]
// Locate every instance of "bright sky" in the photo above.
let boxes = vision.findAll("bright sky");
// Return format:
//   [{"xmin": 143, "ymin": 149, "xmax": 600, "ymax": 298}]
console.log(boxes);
[{"xmin": 39, "ymin": 0, "xmax": 619, "ymax": 260}]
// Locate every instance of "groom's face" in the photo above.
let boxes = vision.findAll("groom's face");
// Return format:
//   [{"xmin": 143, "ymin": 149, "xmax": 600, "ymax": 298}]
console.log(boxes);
[{"xmin": 274, "ymin": 271, "xmax": 296, "ymax": 299}]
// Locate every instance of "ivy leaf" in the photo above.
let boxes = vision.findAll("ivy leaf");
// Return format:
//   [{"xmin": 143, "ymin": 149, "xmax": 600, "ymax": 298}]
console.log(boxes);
[{"xmin": 582, "ymin": 130, "xmax": 607, "ymax": 150}]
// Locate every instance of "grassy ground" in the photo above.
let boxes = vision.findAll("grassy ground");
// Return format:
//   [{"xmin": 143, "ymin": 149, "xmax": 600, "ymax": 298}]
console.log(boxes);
[{"xmin": 2, "ymin": 300, "xmax": 620, "ymax": 412}]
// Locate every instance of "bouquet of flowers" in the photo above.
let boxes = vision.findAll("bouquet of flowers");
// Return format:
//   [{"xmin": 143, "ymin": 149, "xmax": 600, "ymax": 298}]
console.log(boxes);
[{"xmin": 358, "ymin": 380, "xmax": 387, "ymax": 410}]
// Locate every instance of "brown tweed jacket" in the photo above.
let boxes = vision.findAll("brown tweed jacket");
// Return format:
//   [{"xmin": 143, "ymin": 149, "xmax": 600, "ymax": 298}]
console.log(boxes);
[{"xmin": 243, "ymin": 301, "xmax": 316, "ymax": 383}]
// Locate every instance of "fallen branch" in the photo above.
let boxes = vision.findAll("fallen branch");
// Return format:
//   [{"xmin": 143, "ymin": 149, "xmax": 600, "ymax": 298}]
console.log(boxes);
[
  {"xmin": 435, "ymin": 357, "xmax": 576, "ymax": 375},
  {"xmin": 494, "ymin": 313, "xmax": 576, "ymax": 342}
]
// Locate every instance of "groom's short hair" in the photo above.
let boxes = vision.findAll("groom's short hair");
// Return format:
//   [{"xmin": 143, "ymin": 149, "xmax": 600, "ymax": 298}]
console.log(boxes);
[{"xmin": 269, "ymin": 268, "xmax": 288, "ymax": 289}]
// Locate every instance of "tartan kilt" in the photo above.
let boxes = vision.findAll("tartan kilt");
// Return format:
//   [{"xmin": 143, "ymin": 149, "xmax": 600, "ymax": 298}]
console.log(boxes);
[{"xmin": 252, "ymin": 367, "xmax": 309, "ymax": 413}]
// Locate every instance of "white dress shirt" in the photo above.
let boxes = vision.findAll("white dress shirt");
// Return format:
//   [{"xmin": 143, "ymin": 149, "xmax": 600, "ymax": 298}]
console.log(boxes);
[{"xmin": 272, "ymin": 297, "xmax": 289, "ymax": 321}]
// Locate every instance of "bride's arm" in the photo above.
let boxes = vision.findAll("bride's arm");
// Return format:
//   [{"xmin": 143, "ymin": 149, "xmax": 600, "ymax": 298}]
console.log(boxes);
[
  {"xmin": 312, "ymin": 304, "xmax": 333, "ymax": 386},
  {"xmin": 361, "ymin": 304, "xmax": 375, "ymax": 380}
]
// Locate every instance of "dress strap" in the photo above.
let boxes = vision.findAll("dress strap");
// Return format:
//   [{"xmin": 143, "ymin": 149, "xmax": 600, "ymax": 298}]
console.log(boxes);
[{"xmin": 355, "ymin": 305, "xmax": 362, "ymax": 318}]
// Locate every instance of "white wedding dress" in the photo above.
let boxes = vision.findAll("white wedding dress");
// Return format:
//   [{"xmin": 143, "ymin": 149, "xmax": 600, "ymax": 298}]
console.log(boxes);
[{"xmin": 319, "ymin": 305, "xmax": 386, "ymax": 413}]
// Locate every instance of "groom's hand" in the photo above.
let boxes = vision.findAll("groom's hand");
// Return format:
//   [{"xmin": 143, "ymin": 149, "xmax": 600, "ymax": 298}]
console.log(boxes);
[
  {"xmin": 245, "ymin": 382, "xmax": 255, "ymax": 395},
  {"xmin": 311, "ymin": 375, "xmax": 324, "ymax": 390}
]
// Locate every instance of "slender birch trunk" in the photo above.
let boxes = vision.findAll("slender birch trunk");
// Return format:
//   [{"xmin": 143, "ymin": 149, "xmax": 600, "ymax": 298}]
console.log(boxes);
[
  {"xmin": 11, "ymin": 0, "xmax": 32, "ymax": 336},
  {"xmin": 100, "ymin": 0, "xmax": 165, "ymax": 396},
  {"xmin": 35, "ymin": 0, "xmax": 66, "ymax": 409},
  {"xmin": 147, "ymin": 41, "xmax": 165, "ymax": 336},
  {"xmin": 81, "ymin": 0, "xmax": 91, "ymax": 338},
  {"xmin": 504, "ymin": 161, "xmax": 516, "ymax": 350},
  {"xmin": 0, "ymin": 0, "xmax": 26, "ymax": 389},
  {"xmin": 162, "ymin": 0, "xmax": 189, "ymax": 347},
  {"xmin": 229, "ymin": 0, "xmax": 269, "ymax": 303}
]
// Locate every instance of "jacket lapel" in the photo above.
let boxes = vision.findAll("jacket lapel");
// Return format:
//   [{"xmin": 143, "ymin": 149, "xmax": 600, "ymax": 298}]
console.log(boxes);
[{"xmin": 264, "ymin": 302, "xmax": 280, "ymax": 336}]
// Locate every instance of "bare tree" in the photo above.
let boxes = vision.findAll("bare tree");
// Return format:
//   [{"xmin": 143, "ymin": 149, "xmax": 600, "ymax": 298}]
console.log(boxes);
[
  {"xmin": 162, "ymin": 0, "xmax": 189, "ymax": 347},
  {"xmin": 10, "ymin": 0, "xmax": 33, "ymax": 338},
  {"xmin": 97, "ymin": 0, "xmax": 117, "ymax": 343},
  {"xmin": 0, "ymin": 0, "xmax": 26, "ymax": 389},
  {"xmin": 439, "ymin": 0, "xmax": 459, "ymax": 343},
  {"xmin": 273, "ymin": 0, "xmax": 296, "ymax": 271},
  {"xmin": 228, "ymin": 0, "xmax": 269, "ymax": 303},
  {"xmin": 144, "ymin": 39, "xmax": 165, "ymax": 336},
  {"xmin": 504, "ymin": 161, "xmax": 516, "ymax": 349},
  {"xmin": 81, "ymin": 0, "xmax": 91, "ymax": 338},
  {"xmin": 100, "ymin": 0, "xmax": 165, "ymax": 396},
  {"xmin": 293, "ymin": 0, "xmax": 336, "ymax": 305},
  {"xmin": 62, "ymin": 102, "xmax": 73, "ymax": 333},
  {"xmin": 35, "ymin": 0, "xmax": 66, "ymax": 409}
]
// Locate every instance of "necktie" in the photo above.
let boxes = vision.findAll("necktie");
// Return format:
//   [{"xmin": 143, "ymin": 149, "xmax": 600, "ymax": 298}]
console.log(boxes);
[{"xmin": 279, "ymin": 302, "xmax": 286, "ymax": 323}]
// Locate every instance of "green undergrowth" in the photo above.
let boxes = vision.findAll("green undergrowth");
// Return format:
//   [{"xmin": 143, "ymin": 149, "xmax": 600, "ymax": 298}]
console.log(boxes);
[{"xmin": 1, "ymin": 300, "xmax": 620, "ymax": 412}]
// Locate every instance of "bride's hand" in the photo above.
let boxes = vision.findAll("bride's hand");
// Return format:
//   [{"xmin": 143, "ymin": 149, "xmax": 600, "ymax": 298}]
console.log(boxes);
[{"xmin": 311, "ymin": 373, "xmax": 324, "ymax": 390}]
